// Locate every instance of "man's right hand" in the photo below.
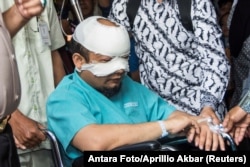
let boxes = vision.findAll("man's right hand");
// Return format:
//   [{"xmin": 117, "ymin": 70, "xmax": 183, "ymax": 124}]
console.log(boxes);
[
  {"xmin": 223, "ymin": 106, "xmax": 250, "ymax": 145},
  {"xmin": 15, "ymin": 0, "xmax": 45, "ymax": 20},
  {"xmin": 9, "ymin": 109, "xmax": 46, "ymax": 149},
  {"xmin": 222, "ymin": 106, "xmax": 248, "ymax": 132},
  {"xmin": 165, "ymin": 111, "xmax": 200, "ymax": 142}
]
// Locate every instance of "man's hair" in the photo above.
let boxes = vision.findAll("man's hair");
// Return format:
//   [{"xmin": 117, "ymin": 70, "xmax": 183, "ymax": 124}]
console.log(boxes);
[{"xmin": 69, "ymin": 38, "xmax": 90, "ymax": 62}]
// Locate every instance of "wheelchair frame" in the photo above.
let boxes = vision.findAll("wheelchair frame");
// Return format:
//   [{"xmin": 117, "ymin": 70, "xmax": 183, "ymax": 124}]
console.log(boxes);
[{"xmin": 45, "ymin": 130, "xmax": 237, "ymax": 167}]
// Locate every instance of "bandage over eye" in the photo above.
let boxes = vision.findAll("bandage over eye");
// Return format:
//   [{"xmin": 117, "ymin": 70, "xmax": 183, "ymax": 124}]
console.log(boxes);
[
  {"xmin": 72, "ymin": 16, "xmax": 130, "ymax": 57},
  {"xmin": 76, "ymin": 57, "xmax": 129, "ymax": 77}
]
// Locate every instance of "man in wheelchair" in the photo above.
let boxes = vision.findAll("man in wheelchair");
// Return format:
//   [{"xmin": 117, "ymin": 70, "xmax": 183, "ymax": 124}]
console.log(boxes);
[{"xmin": 46, "ymin": 16, "xmax": 227, "ymax": 167}]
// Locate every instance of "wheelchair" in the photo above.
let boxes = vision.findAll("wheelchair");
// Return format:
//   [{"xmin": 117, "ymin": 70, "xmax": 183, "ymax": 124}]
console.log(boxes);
[{"xmin": 45, "ymin": 130, "xmax": 237, "ymax": 167}]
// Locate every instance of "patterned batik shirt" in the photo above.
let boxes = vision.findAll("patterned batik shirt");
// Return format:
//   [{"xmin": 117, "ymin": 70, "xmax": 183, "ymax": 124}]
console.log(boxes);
[{"xmin": 109, "ymin": 0, "xmax": 230, "ymax": 119}]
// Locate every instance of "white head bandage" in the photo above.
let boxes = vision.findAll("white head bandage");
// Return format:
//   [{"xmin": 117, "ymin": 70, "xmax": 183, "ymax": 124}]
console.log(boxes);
[
  {"xmin": 76, "ymin": 57, "xmax": 129, "ymax": 76},
  {"xmin": 73, "ymin": 16, "xmax": 130, "ymax": 76}
]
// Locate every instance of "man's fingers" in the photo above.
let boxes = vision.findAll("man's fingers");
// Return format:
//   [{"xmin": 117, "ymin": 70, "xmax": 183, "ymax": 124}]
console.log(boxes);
[
  {"xmin": 211, "ymin": 133, "xmax": 218, "ymax": 151},
  {"xmin": 194, "ymin": 135, "xmax": 200, "ymax": 147},
  {"xmin": 36, "ymin": 123, "xmax": 47, "ymax": 140},
  {"xmin": 204, "ymin": 130, "xmax": 212, "ymax": 151},
  {"xmin": 198, "ymin": 126, "xmax": 207, "ymax": 150},
  {"xmin": 14, "ymin": 136, "xmax": 26, "ymax": 150},
  {"xmin": 15, "ymin": 0, "xmax": 44, "ymax": 19},
  {"xmin": 191, "ymin": 119, "xmax": 200, "ymax": 134},
  {"xmin": 235, "ymin": 127, "xmax": 247, "ymax": 144},
  {"xmin": 187, "ymin": 128, "xmax": 195, "ymax": 143},
  {"xmin": 223, "ymin": 115, "xmax": 233, "ymax": 132},
  {"xmin": 218, "ymin": 134, "xmax": 225, "ymax": 151}
]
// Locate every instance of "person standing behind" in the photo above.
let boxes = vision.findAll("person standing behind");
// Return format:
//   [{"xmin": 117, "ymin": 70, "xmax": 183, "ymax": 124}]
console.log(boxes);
[
  {"xmin": 109, "ymin": 0, "xmax": 230, "ymax": 151},
  {"xmin": 0, "ymin": 0, "xmax": 66, "ymax": 166},
  {"xmin": 0, "ymin": 0, "xmax": 45, "ymax": 166},
  {"xmin": 225, "ymin": 0, "xmax": 250, "ymax": 150},
  {"xmin": 228, "ymin": 0, "xmax": 250, "ymax": 109}
]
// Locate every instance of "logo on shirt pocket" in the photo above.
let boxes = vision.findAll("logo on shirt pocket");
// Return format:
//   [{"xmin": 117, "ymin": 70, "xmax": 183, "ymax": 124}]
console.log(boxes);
[{"xmin": 124, "ymin": 102, "xmax": 138, "ymax": 108}]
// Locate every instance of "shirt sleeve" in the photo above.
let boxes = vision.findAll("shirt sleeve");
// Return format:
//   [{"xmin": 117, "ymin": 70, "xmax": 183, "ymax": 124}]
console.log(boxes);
[
  {"xmin": 238, "ymin": 90, "xmax": 250, "ymax": 113},
  {"xmin": 46, "ymin": 89, "xmax": 96, "ymax": 160},
  {"xmin": 145, "ymin": 91, "xmax": 177, "ymax": 122},
  {"xmin": 193, "ymin": 0, "xmax": 230, "ymax": 110},
  {"xmin": 238, "ymin": 37, "xmax": 250, "ymax": 113},
  {"xmin": 0, "ymin": 9, "xmax": 21, "ymax": 118}
]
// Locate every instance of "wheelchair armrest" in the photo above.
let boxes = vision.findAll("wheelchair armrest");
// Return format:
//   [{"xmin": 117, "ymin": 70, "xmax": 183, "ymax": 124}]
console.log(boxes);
[
  {"xmin": 157, "ymin": 134, "xmax": 198, "ymax": 151},
  {"xmin": 157, "ymin": 134, "xmax": 188, "ymax": 146},
  {"xmin": 112, "ymin": 140, "xmax": 161, "ymax": 151}
]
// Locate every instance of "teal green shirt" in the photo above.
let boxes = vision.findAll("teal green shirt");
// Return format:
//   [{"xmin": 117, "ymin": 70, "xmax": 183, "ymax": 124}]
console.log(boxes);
[{"xmin": 46, "ymin": 71, "xmax": 176, "ymax": 166}]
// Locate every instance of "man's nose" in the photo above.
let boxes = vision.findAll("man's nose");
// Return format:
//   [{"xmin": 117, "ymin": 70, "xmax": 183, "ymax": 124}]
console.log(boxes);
[{"xmin": 114, "ymin": 69, "xmax": 125, "ymax": 75}]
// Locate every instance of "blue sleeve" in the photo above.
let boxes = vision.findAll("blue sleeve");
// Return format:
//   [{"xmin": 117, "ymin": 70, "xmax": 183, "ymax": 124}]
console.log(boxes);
[
  {"xmin": 145, "ymin": 90, "xmax": 176, "ymax": 121},
  {"xmin": 46, "ymin": 89, "xmax": 96, "ymax": 159}
]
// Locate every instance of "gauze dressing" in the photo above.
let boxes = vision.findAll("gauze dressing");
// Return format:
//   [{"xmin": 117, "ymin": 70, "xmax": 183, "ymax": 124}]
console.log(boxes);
[
  {"xmin": 73, "ymin": 16, "xmax": 130, "ymax": 57},
  {"xmin": 76, "ymin": 57, "xmax": 129, "ymax": 77},
  {"xmin": 73, "ymin": 16, "xmax": 130, "ymax": 76}
]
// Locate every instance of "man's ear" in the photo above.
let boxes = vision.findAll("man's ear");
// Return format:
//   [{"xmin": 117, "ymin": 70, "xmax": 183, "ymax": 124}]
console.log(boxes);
[{"xmin": 72, "ymin": 53, "xmax": 86, "ymax": 70}]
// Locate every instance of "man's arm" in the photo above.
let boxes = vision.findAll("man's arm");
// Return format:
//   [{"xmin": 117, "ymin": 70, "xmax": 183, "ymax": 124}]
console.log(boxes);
[
  {"xmin": 2, "ymin": 0, "xmax": 44, "ymax": 37},
  {"xmin": 223, "ymin": 91, "xmax": 250, "ymax": 145},
  {"xmin": 9, "ymin": 109, "xmax": 47, "ymax": 149},
  {"xmin": 72, "ymin": 111, "xmax": 199, "ymax": 151}
]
